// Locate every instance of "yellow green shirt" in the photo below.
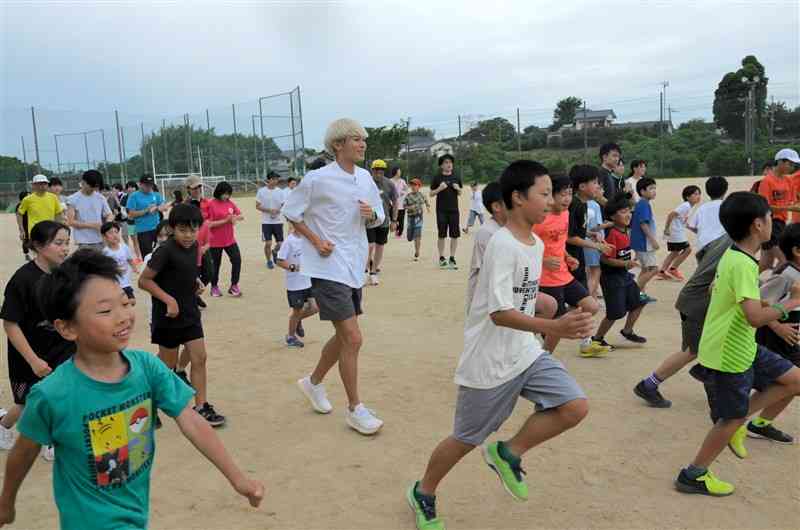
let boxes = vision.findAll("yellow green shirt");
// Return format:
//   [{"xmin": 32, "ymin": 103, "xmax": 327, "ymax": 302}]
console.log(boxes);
[
  {"xmin": 698, "ymin": 247, "xmax": 760, "ymax": 373},
  {"xmin": 18, "ymin": 192, "xmax": 63, "ymax": 234}
]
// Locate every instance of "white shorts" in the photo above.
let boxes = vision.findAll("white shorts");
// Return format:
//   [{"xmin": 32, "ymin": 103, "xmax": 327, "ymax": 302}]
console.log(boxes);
[{"xmin": 636, "ymin": 250, "xmax": 658, "ymax": 268}]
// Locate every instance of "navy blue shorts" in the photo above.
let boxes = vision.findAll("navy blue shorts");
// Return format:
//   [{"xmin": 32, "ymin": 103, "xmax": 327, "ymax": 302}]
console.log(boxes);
[
  {"xmin": 600, "ymin": 276, "xmax": 645, "ymax": 321},
  {"xmin": 261, "ymin": 223, "xmax": 284, "ymax": 243},
  {"xmin": 689, "ymin": 346, "xmax": 795, "ymax": 423},
  {"xmin": 287, "ymin": 288, "xmax": 313, "ymax": 309},
  {"xmin": 540, "ymin": 279, "xmax": 589, "ymax": 317}
]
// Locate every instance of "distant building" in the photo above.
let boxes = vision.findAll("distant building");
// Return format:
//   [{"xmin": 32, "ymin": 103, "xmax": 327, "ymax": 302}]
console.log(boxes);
[
  {"xmin": 574, "ymin": 109, "xmax": 617, "ymax": 130},
  {"xmin": 400, "ymin": 136, "xmax": 456, "ymax": 158},
  {"xmin": 612, "ymin": 120, "xmax": 674, "ymax": 134}
]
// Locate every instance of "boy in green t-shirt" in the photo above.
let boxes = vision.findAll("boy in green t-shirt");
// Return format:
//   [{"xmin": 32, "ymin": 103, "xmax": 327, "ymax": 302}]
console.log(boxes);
[
  {"xmin": 676, "ymin": 191, "xmax": 800, "ymax": 497},
  {"xmin": 0, "ymin": 249, "xmax": 264, "ymax": 529}
]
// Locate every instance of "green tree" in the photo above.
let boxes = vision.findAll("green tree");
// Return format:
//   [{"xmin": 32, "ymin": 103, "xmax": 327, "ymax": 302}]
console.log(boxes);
[
  {"xmin": 705, "ymin": 144, "xmax": 746, "ymax": 175},
  {"xmin": 520, "ymin": 126, "xmax": 547, "ymax": 150},
  {"xmin": 365, "ymin": 123, "xmax": 406, "ymax": 161},
  {"xmin": 550, "ymin": 97, "xmax": 583, "ymax": 131},
  {"xmin": 408, "ymin": 127, "xmax": 435, "ymax": 140},
  {"xmin": 713, "ymin": 55, "xmax": 768, "ymax": 139},
  {"xmin": 0, "ymin": 156, "xmax": 48, "ymax": 183},
  {"xmin": 771, "ymin": 102, "xmax": 800, "ymax": 138},
  {"xmin": 463, "ymin": 117, "xmax": 516, "ymax": 144}
]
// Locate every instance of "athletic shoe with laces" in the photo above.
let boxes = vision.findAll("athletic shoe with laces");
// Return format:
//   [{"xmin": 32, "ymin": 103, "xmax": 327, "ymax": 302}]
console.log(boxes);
[
  {"xmin": 41, "ymin": 445, "xmax": 55, "ymax": 461},
  {"xmin": 669, "ymin": 267, "xmax": 686, "ymax": 281},
  {"xmin": 345, "ymin": 403, "xmax": 383, "ymax": 435},
  {"xmin": 228, "ymin": 284, "xmax": 242, "ymax": 297},
  {"xmin": 210, "ymin": 286, "xmax": 222, "ymax": 297},
  {"xmin": 448, "ymin": 257, "xmax": 458, "ymax": 270},
  {"xmin": 439, "ymin": 257, "xmax": 448, "ymax": 269},
  {"xmin": 368, "ymin": 274, "xmax": 380, "ymax": 286},
  {"xmin": 286, "ymin": 335, "xmax": 304, "ymax": 348},
  {"xmin": 620, "ymin": 329, "xmax": 647, "ymax": 343},
  {"xmin": 591, "ymin": 336, "xmax": 615, "ymax": 351},
  {"xmin": 267, "ymin": 260, "xmax": 274, "ymax": 269},
  {"xmin": 482, "ymin": 442, "xmax": 528, "ymax": 501},
  {"xmin": 579, "ymin": 340, "xmax": 610, "ymax": 358},
  {"xmin": 728, "ymin": 424, "xmax": 748, "ymax": 459},
  {"xmin": 272, "ymin": 249, "xmax": 279, "ymax": 263},
  {"xmin": 747, "ymin": 421, "xmax": 794, "ymax": 444},
  {"xmin": 195, "ymin": 402, "xmax": 226, "ymax": 428},
  {"xmin": 296, "ymin": 321, "xmax": 305, "ymax": 338},
  {"xmin": 675, "ymin": 468, "xmax": 734, "ymax": 496},
  {"xmin": 297, "ymin": 376, "xmax": 333, "ymax": 414},
  {"xmin": 0, "ymin": 421, "xmax": 16, "ymax": 450},
  {"xmin": 633, "ymin": 381, "xmax": 672, "ymax": 408},
  {"xmin": 639, "ymin": 292, "xmax": 657, "ymax": 304},
  {"xmin": 406, "ymin": 482, "xmax": 445, "ymax": 530}
]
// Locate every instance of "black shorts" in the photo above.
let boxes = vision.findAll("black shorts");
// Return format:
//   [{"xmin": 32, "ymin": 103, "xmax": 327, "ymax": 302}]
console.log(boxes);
[
  {"xmin": 756, "ymin": 312, "xmax": 800, "ymax": 368},
  {"xmin": 689, "ymin": 346, "xmax": 794, "ymax": 423},
  {"xmin": 261, "ymin": 223, "xmax": 284, "ymax": 243},
  {"xmin": 436, "ymin": 211, "xmax": 460, "ymax": 239},
  {"xmin": 287, "ymin": 288, "xmax": 313, "ymax": 309},
  {"xmin": 151, "ymin": 323, "xmax": 204, "ymax": 349},
  {"xmin": 366, "ymin": 226, "xmax": 390, "ymax": 245},
  {"xmin": 762, "ymin": 219, "xmax": 786, "ymax": 250},
  {"xmin": 540, "ymin": 279, "xmax": 590, "ymax": 317},
  {"xmin": 9, "ymin": 350, "xmax": 73, "ymax": 405},
  {"xmin": 123, "ymin": 286, "xmax": 135, "ymax": 300},
  {"xmin": 600, "ymin": 276, "xmax": 645, "ymax": 321},
  {"xmin": 667, "ymin": 241, "xmax": 690, "ymax": 252},
  {"xmin": 311, "ymin": 278, "xmax": 363, "ymax": 321},
  {"xmin": 680, "ymin": 312, "xmax": 703, "ymax": 356}
]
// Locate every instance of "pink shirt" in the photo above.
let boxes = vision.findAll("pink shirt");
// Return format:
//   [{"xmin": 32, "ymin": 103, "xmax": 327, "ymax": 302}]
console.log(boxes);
[{"xmin": 206, "ymin": 199, "xmax": 241, "ymax": 248}]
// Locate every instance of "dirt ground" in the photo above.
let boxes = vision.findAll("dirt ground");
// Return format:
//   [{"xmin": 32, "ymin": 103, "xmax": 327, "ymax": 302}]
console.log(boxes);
[{"xmin": 1, "ymin": 176, "xmax": 798, "ymax": 530}]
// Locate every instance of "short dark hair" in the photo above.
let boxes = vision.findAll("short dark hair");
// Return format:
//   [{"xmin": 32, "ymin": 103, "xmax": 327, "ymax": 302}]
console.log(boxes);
[
  {"xmin": 125, "ymin": 180, "xmax": 138, "ymax": 190},
  {"xmin": 168, "ymin": 203, "xmax": 203, "ymax": 228},
  {"xmin": 100, "ymin": 184, "xmax": 110, "ymax": 192},
  {"xmin": 18, "ymin": 191, "xmax": 28, "ymax": 201},
  {"xmin": 552, "ymin": 175, "xmax": 572, "ymax": 195},
  {"xmin": 500, "ymin": 160, "xmax": 549, "ymax": 210},
  {"xmin": 212, "ymin": 181, "xmax": 233, "ymax": 199},
  {"xmin": 266, "ymin": 171, "xmax": 280, "ymax": 181},
  {"xmin": 172, "ymin": 190, "xmax": 184, "ymax": 203},
  {"xmin": 390, "ymin": 166, "xmax": 402, "ymax": 178},
  {"xmin": 636, "ymin": 177, "xmax": 656, "ymax": 195},
  {"xmin": 82, "ymin": 170, "xmax": 103, "ymax": 189},
  {"xmin": 719, "ymin": 191, "xmax": 770, "ymax": 242},
  {"xmin": 155, "ymin": 219, "xmax": 171, "ymax": 238},
  {"xmin": 29, "ymin": 220, "xmax": 70, "ymax": 251},
  {"xmin": 48, "ymin": 176, "xmax": 63, "ymax": 187},
  {"xmin": 628, "ymin": 159, "xmax": 646, "ymax": 177},
  {"xmin": 100, "ymin": 221, "xmax": 121, "ymax": 235},
  {"xmin": 287, "ymin": 177, "xmax": 298, "ymax": 183},
  {"xmin": 569, "ymin": 164, "xmax": 599, "ymax": 188},
  {"xmin": 438, "ymin": 154, "xmax": 455, "ymax": 167},
  {"xmin": 38, "ymin": 248, "xmax": 121, "ymax": 323},
  {"xmin": 762, "ymin": 161, "xmax": 775, "ymax": 172},
  {"xmin": 481, "ymin": 181, "xmax": 503, "ymax": 212},
  {"xmin": 706, "ymin": 176, "xmax": 728, "ymax": 200},
  {"xmin": 599, "ymin": 143, "xmax": 621, "ymax": 160},
  {"xmin": 682, "ymin": 185, "xmax": 701, "ymax": 201},
  {"xmin": 779, "ymin": 223, "xmax": 800, "ymax": 262},
  {"xmin": 112, "ymin": 183, "xmax": 123, "ymax": 191},
  {"xmin": 604, "ymin": 192, "xmax": 634, "ymax": 220},
  {"xmin": 307, "ymin": 158, "xmax": 327, "ymax": 171}
]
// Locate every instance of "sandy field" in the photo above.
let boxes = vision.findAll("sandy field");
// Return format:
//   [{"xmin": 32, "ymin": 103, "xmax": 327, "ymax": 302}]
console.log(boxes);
[{"xmin": 1, "ymin": 176, "xmax": 798, "ymax": 530}]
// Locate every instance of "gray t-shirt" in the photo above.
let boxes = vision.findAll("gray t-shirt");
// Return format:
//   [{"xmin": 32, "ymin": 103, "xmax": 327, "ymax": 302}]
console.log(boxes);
[
  {"xmin": 674, "ymin": 234, "xmax": 733, "ymax": 320},
  {"xmin": 66, "ymin": 191, "xmax": 112, "ymax": 244},
  {"xmin": 373, "ymin": 176, "xmax": 397, "ymax": 229}
]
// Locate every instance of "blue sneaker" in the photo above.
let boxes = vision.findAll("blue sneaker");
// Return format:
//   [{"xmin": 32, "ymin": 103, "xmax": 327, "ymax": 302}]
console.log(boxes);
[
  {"xmin": 267, "ymin": 260, "xmax": 275, "ymax": 269},
  {"xmin": 296, "ymin": 321, "xmax": 305, "ymax": 338},
  {"xmin": 286, "ymin": 336, "xmax": 304, "ymax": 348}
]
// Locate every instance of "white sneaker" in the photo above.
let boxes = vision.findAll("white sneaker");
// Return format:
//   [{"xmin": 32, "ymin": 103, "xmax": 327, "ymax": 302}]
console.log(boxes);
[
  {"xmin": 0, "ymin": 423, "xmax": 15, "ymax": 450},
  {"xmin": 41, "ymin": 445, "xmax": 55, "ymax": 461},
  {"xmin": 297, "ymin": 376, "xmax": 333, "ymax": 414},
  {"xmin": 369, "ymin": 274, "xmax": 380, "ymax": 286},
  {"xmin": 345, "ymin": 403, "xmax": 383, "ymax": 435}
]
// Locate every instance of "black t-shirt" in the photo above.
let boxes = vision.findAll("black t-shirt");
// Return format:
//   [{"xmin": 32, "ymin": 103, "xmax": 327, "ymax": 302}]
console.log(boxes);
[
  {"xmin": 599, "ymin": 167, "xmax": 626, "ymax": 200},
  {"xmin": 566, "ymin": 196, "xmax": 588, "ymax": 262},
  {"xmin": 147, "ymin": 238, "xmax": 201, "ymax": 329},
  {"xmin": 0, "ymin": 261, "xmax": 76, "ymax": 382},
  {"xmin": 15, "ymin": 202, "xmax": 28, "ymax": 235},
  {"xmin": 430, "ymin": 173, "xmax": 462, "ymax": 213}
]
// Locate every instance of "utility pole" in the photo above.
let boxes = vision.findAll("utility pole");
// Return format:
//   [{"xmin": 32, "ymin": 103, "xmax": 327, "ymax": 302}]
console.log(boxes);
[
  {"xmin": 232, "ymin": 104, "xmax": 241, "ymax": 180},
  {"xmin": 161, "ymin": 119, "xmax": 170, "ymax": 174},
  {"xmin": 742, "ymin": 75, "xmax": 760, "ymax": 176},
  {"xmin": 516, "ymin": 107, "xmax": 522, "ymax": 156},
  {"xmin": 206, "ymin": 109, "xmax": 215, "ymax": 176},
  {"xmin": 140, "ymin": 122, "xmax": 147, "ymax": 174},
  {"xmin": 31, "ymin": 106, "xmax": 41, "ymax": 170},
  {"xmin": 659, "ymin": 91, "xmax": 664, "ymax": 175},
  {"xmin": 405, "ymin": 117, "xmax": 411, "ymax": 180},
  {"xmin": 54, "ymin": 134, "xmax": 61, "ymax": 173},
  {"xmin": 582, "ymin": 101, "xmax": 588, "ymax": 163},
  {"xmin": 768, "ymin": 96, "xmax": 776, "ymax": 143},
  {"xmin": 21, "ymin": 136, "xmax": 30, "ymax": 179},
  {"xmin": 457, "ymin": 114, "xmax": 464, "ymax": 182},
  {"xmin": 115, "ymin": 110, "xmax": 125, "ymax": 182}
]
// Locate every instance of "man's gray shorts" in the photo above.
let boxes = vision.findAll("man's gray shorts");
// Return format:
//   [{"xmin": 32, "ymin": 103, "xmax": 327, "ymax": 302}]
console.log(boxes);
[
  {"xmin": 77, "ymin": 242, "xmax": 105, "ymax": 251},
  {"xmin": 311, "ymin": 278, "xmax": 363, "ymax": 322},
  {"xmin": 680, "ymin": 312, "xmax": 702, "ymax": 356},
  {"xmin": 453, "ymin": 353, "xmax": 586, "ymax": 446}
]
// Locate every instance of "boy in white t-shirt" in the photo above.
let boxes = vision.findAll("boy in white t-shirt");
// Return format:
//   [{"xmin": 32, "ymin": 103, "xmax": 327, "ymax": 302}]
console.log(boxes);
[
  {"xmin": 688, "ymin": 176, "xmax": 729, "ymax": 263},
  {"xmin": 101, "ymin": 221, "xmax": 139, "ymax": 302},
  {"xmin": 660, "ymin": 185, "xmax": 701, "ymax": 281},
  {"xmin": 462, "ymin": 181, "xmax": 485, "ymax": 234},
  {"xmin": 255, "ymin": 171, "xmax": 288, "ymax": 269},
  {"xmin": 276, "ymin": 230, "xmax": 319, "ymax": 348},
  {"xmin": 407, "ymin": 160, "xmax": 592, "ymax": 530}
]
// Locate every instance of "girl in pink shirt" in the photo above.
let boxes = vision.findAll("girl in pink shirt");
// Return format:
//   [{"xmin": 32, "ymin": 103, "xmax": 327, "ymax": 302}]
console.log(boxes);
[{"xmin": 205, "ymin": 182, "xmax": 244, "ymax": 297}]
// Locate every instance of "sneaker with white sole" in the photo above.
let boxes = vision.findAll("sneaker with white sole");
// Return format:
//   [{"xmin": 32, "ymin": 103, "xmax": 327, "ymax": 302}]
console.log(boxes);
[
  {"xmin": 369, "ymin": 274, "xmax": 380, "ymax": 286},
  {"xmin": 345, "ymin": 403, "xmax": 383, "ymax": 435},
  {"xmin": 0, "ymin": 422, "xmax": 16, "ymax": 450},
  {"xmin": 297, "ymin": 376, "xmax": 333, "ymax": 414},
  {"xmin": 41, "ymin": 445, "xmax": 55, "ymax": 461}
]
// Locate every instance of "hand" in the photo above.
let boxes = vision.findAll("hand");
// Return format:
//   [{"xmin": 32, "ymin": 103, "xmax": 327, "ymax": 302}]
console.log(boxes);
[
  {"xmin": 357, "ymin": 201, "xmax": 374, "ymax": 220},
  {"xmin": 234, "ymin": 477, "xmax": 265, "ymax": 508},
  {"xmin": 663, "ymin": 229, "xmax": 670, "ymax": 238},
  {"xmin": 543, "ymin": 256, "xmax": 561, "ymax": 271},
  {"xmin": 315, "ymin": 240, "xmax": 335, "ymax": 257},
  {"xmin": 597, "ymin": 242, "xmax": 614, "ymax": 255},
  {"xmin": 390, "ymin": 222, "xmax": 397, "ymax": 232},
  {"xmin": 565, "ymin": 255, "xmax": 579, "ymax": 271},
  {"xmin": 551, "ymin": 308, "xmax": 595, "ymax": 339},
  {"xmin": 624, "ymin": 260, "xmax": 637, "ymax": 270},
  {"xmin": 438, "ymin": 182, "xmax": 447, "ymax": 191},
  {"xmin": 18, "ymin": 231, "xmax": 25, "ymax": 242},
  {"xmin": 31, "ymin": 358, "xmax": 52, "ymax": 378},
  {"xmin": 453, "ymin": 183, "xmax": 462, "ymax": 191},
  {"xmin": 166, "ymin": 298, "xmax": 180, "ymax": 318},
  {"xmin": 196, "ymin": 279, "xmax": 205, "ymax": 295},
  {"xmin": 148, "ymin": 205, "xmax": 158, "ymax": 213},
  {"xmin": 790, "ymin": 281, "xmax": 800, "ymax": 300},
  {"xmin": 650, "ymin": 241, "xmax": 661, "ymax": 251},
  {"xmin": 0, "ymin": 500, "xmax": 15, "ymax": 526},
  {"xmin": 771, "ymin": 321, "xmax": 799, "ymax": 346}
]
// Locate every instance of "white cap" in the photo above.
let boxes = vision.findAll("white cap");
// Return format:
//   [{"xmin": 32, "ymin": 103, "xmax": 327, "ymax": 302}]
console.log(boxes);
[
  {"xmin": 32, "ymin": 174, "xmax": 49, "ymax": 184},
  {"xmin": 775, "ymin": 148, "xmax": 800, "ymax": 164}
]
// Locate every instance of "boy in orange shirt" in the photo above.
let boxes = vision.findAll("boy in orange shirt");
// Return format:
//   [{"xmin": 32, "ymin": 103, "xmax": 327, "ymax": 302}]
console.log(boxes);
[
  {"xmin": 534, "ymin": 176, "xmax": 609, "ymax": 358},
  {"xmin": 759, "ymin": 148, "xmax": 800, "ymax": 271}
]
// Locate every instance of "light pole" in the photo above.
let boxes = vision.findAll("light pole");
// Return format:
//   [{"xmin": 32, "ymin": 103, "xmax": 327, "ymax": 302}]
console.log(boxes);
[{"xmin": 742, "ymin": 75, "xmax": 760, "ymax": 176}]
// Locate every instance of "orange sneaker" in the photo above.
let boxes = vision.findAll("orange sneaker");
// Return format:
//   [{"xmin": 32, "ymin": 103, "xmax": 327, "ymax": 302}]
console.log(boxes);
[{"xmin": 669, "ymin": 268, "xmax": 686, "ymax": 281}]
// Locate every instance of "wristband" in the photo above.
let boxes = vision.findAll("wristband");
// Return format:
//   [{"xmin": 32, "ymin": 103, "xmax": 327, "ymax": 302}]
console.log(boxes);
[{"xmin": 772, "ymin": 303, "xmax": 789, "ymax": 321}]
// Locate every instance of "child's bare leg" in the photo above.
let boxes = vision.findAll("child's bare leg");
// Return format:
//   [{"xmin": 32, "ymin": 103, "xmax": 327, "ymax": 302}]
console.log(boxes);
[
  {"xmin": 300, "ymin": 300, "xmax": 319, "ymax": 320},
  {"xmin": 671, "ymin": 247, "xmax": 692, "ymax": 271},
  {"xmin": 692, "ymin": 419, "xmax": 745, "ymax": 468},
  {"xmin": 587, "ymin": 267, "xmax": 601, "ymax": 298},
  {"xmin": 177, "ymin": 347, "xmax": 190, "ymax": 372},
  {"xmin": 637, "ymin": 267, "xmax": 658, "ymax": 292},
  {"xmin": 595, "ymin": 317, "xmax": 615, "ymax": 339},
  {"xmin": 654, "ymin": 349, "xmax": 695, "ymax": 381},
  {"xmin": 536, "ymin": 293, "xmax": 557, "ymax": 319},
  {"xmin": 0, "ymin": 405, "xmax": 22, "ymax": 429},
  {"xmin": 158, "ymin": 346, "xmax": 179, "ymax": 369},
  {"xmin": 131, "ymin": 233, "xmax": 142, "ymax": 260},
  {"xmin": 419, "ymin": 436, "xmax": 475, "ymax": 495},
  {"xmin": 310, "ymin": 333, "xmax": 342, "ymax": 385},
  {"xmin": 505, "ymin": 398, "xmax": 588, "ymax": 457},
  {"xmin": 660, "ymin": 251, "xmax": 678, "ymax": 273},
  {"xmin": 184, "ymin": 338, "xmax": 208, "ymax": 406},
  {"xmin": 756, "ymin": 367, "xmax": 800, "ymax": 420},
  {"xmin": 288, "ymin": 308, "xmax": 304, "ymax": 336},
  {"xmin": 621, "ymin": 306, "xmax": 644, "ymax": 334},
  {"xmin": 414, "ymin": 238, "xmax": 421, "ymax": 257}
]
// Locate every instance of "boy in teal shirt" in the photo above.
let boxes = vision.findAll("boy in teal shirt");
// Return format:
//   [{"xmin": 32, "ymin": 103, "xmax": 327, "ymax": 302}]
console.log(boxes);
[
  {"xmin": 676, "ymin": 191, "xmax": 800, "ymax": 497},
  {"xmin": 0, "ymin": 249, "xmax": 264, "ymax": 529}
]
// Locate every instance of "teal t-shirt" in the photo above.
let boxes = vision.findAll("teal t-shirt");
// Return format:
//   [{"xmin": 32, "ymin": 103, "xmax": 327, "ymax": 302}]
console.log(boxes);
[
  {"xmin": 18, "ymin": 349, "xmax": 194, "ymax": 530},
  {"xmin": 126, "ymin": 191, "xmax": 164, "ymax": 233}
]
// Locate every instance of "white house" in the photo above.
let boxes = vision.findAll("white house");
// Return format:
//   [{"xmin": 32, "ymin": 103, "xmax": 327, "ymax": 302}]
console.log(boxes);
[{"xmin": 574, "ymin": 109, "xmax": 617, "ymax": 130}]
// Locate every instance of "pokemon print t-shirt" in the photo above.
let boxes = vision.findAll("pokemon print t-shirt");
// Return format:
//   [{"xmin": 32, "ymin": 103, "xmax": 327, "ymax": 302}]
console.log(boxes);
[{"xmin": 18, "ymin": 349, "xmax": 194, "ymax": 530}]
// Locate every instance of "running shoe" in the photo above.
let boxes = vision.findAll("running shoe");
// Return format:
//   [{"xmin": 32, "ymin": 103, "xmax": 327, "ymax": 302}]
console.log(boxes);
[
  {"xmin": 296, "ymin": 321, "xmax": 305, "ymax": 338},
  {"xmin": 633, "ymin": 381, "xmax": 672, "ymax": 408},
  {"xmin": 620, "ymin": 329, "xmax": 647, "ymax": 343},
  {"xmin": 728, "ymin": 425, "xmax": 748, "ymax": 459},
  {"xmin": 639, "ymin": 293, "xmax": 657, "ymax": 304},
  {"xmin": 267, "ymin": 260, "xmax": 274, "ymax": 269},
  {"xmin": 413, "ymin": 254, "xmax": 420, "ymax": 262},
  {"xmin": 369, "ymin": 274, "xmax": 380, "ymax": 286},
  {"xmin": 195, "ymin": 402, "xmax": 226, "ymax": 428},
  {"xmin": 41, "ymin": 445, "xmax": 55, "ymax": 462},
  {"xmin": 272, "ymin": 249, "xmax": 279, "ymax": 263},
  {"xmin": 482, "ymin": 441, "xmax": 528, "ymax": 501},
  {"xmin": 286, "ymin": 335, "xmax": 305, "ymax": 348},
  {"xmin": 345, "ymin": 404, "xmax": 383, "ymax": 435},
  {"xmin": 592, "ymin": 336, "xmax": 616, "ymax": 351},
  {"xmin": 669, "ymin": 267, "xmax": 686, "ymax": 281},
  {"xmin": 675, "ymin": 469, "xmax": 734, "ymax": 496},
  {"xmin": 406, "ymin": 482, "xmax": 445, "ymax": 530},
  {"xmin": 297, "ymin": 376, "xmax": 333, "ymax": 414},
  {"xmin": 0, "ymin": 422, "xmax": 15, "ymax": 450},
  {"xmin": 228, "ymin": 284, "xmax": 242, "ymax": 297},
  {"xmin": 747, "ymin": 422, "xmax": 794, "ymax": 444},
  {"xmin": 448, "ymin": 257, "xmax": 458, "ymax": 270},
  {"xmin": 210, "ymin": 286, "xmax": 222, "ymax": 297},
  {"xmin": 579, "ymin": 341, "xmax": 610, "ymax": 358},
  {"xmin": 439, "ymin": 257, "xmax": 448, "ymax": 269}
]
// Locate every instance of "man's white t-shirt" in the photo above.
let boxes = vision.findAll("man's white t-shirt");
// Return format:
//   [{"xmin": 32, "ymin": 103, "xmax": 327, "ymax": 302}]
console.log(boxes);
[
  {"xmin": 256, "ymin": 186, "xmax": 288, "ymax": 225},
  {"xmin": 455, "ymin": 227, "xmax": 545, "ymax": 389},
  {"xmin": 103, "ymin": 243, "xmax": 134, "ymax": 288},
  {"xmin": 688, "ymin": 199, "xmax": 725, "ymax": 251},
  {"xmin": 667, "ymin": 201, "xmax": 693, "ymax": 244},
  {"xmin": 276, "ymin": 233, "xmax": 312, "ymax": 292},
  {"xmin": 466, "ymin": 217, "xmax": 501, "ymax": 313},
  {"xmin": 66, "ymin": 190, "xmax": 112, "ymax": 244},
  {"xmin": 469, "ymin": 190, "xmax": 483, "ymax": 213}
]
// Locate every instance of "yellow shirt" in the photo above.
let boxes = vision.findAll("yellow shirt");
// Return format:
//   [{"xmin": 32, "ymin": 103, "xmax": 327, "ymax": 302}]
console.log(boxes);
[{"xmin": 18, "ymin": 192, "xmax": 63, "ymax": 234}]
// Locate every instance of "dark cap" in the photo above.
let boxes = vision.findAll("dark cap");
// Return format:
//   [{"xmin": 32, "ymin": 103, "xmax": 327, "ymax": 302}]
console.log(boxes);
[{"xmin": 139, "ymin": 174, "xmax": 155, "ymax": 185}]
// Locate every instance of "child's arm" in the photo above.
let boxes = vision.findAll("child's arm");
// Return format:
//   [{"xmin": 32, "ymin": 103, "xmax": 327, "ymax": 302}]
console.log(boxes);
[
  {"xmin": 566, "ymin": 236, "xmax": 612, "ymax": 253},
  {"xmin": 138, "ymin": 267, "xmax": 179, "ymax": 317},
  {"xmin": 741, "ymin": 281, "xmax": 800, "ymax": 328},
  {"xmin": 2, "ymin": 321, "xmax": 51, "ymax": 377},
  {"xmin": 174, "ymin": 405, "xmax": 264, "ymax": 507},
  {"xmin": 663, "ymin": 211, "xmax": 678, "ymax": 236},
  {"xmin": 491, "ymin": 307, "xmax": 593, "ymax": 339},
  {"xmin": 640, "ymin": 222, "xmax": 661, "ymax": 250},
  {"xmin": 600, "ymin": 254, "xmax": 636, "ymax": 270},
  {"xmin": 128, "ymin": 258, "xmax": 140, "ymax": 274},
  {"xmin": 275, "ymin": 258, "xmax": 297, "ymax": 272},
  {"xmin": 0, "ymin": 435, "xmax": 42, "ymax": 526}
]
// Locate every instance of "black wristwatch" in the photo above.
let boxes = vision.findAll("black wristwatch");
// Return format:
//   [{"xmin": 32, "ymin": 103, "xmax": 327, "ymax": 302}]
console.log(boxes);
[{"xmin": 289, "ymin": 264, "xmax": 297, "ymax": 272}]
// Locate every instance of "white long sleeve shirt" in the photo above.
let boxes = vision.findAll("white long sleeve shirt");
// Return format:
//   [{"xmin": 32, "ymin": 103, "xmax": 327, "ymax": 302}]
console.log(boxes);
[{"xmin": 281, "ymin": 161, "xmax": 385, "ymax": 288}]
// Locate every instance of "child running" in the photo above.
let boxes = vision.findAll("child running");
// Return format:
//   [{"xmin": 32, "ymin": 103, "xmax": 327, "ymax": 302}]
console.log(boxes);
[
  {"xmin": 566, "ymin": 165, "xmax": 613, "ymax": 290},
  {"xmin": 205, "ymin": 181, "xmax": 244, "ymax": 297},
  {"xmin": 102, "ymin": 222, "xmax": 139, "ymax": 302},
  {"xmin": 463, "ymin": 181, "xmax": 484, "ymax": 234},
  {"xmin": 585, "ymin": 181, "xmax": 610, "ymax": 299},
  {"xmin": 675, "ymin": 191, "xmax": 800, "ymax": 497},
  {"xmin": 403, "ymin": 178, "xmax": 430, "ymax": 261},
  {"xmin": 757, "ymin": 148, "xmax": 800, "ymax": 272},
  {"xmin": 630, "ymin": 178, "xmax": 659, "ymax": 302},
  {"xmin": 688, "ymin": 176, "xmax": 728, "ymax": 263},
  {"xmin": 255, "ymin": 171, "xmax": 287, "ymax": 269},
  {"xmin": 276, "ymin": 228, "xmax": 319, "ymax": 348},
  {"xmin": 0, "ymin": 249, "xmax": 263, "ymax": 529},
  {"xmin": 407, "ymin": 161, "xmax": 592, "ymax": 530},
  {"xmin": 659, "ymin": 185, "xmax": 701, "ymax": 281}
]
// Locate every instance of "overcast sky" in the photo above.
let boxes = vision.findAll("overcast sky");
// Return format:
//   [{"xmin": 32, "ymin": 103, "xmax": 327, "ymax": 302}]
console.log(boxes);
[{"xmin": 2, "ymin": 0, "xmax": 798, "ymax": 167}]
